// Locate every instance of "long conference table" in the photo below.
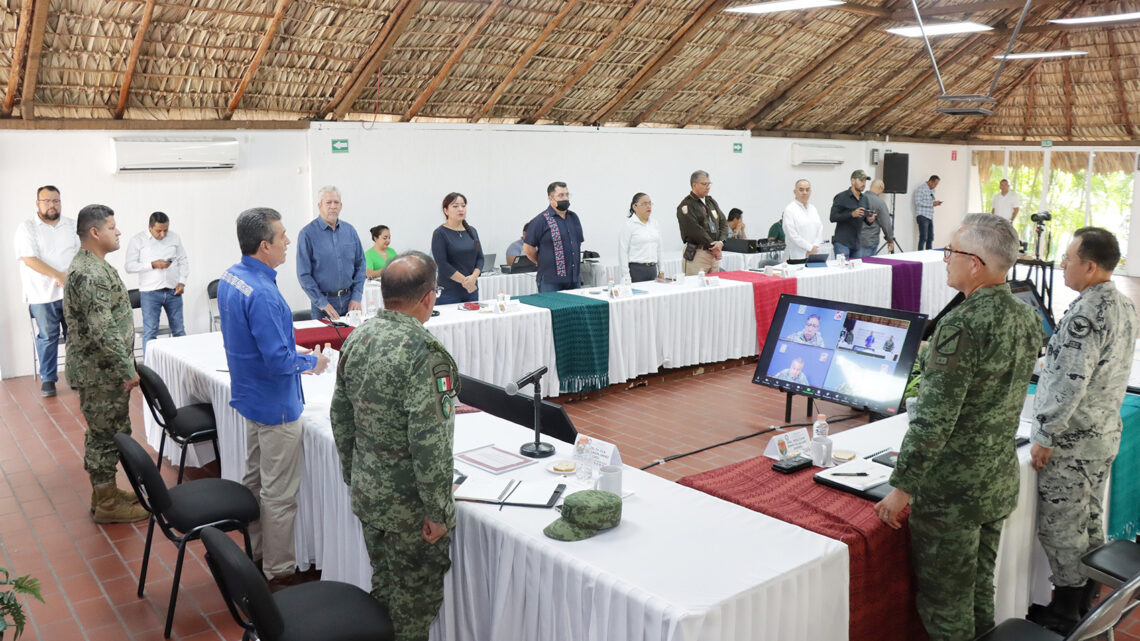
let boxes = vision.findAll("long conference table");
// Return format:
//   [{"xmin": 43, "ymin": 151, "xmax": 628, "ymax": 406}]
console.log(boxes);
[{"xmin": 142, "ymin": 334, "xmax": 850, "ymax": 641}]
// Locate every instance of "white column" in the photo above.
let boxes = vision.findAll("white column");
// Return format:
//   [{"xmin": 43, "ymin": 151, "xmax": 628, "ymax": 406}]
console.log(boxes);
[
  {"xmin": 1084, "ymin": 151, "xmax": 1095, "ymax": 226},
  {"xmin": 1040, "ymin": 149, "xmax": 1052, "ymax": 213},
  {"xmin": 1126, "ymin": 152, "xmax": 1140, "ymax": 277}
]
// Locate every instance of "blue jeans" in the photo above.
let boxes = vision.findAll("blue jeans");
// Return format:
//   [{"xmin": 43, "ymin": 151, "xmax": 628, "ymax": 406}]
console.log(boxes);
[
  {"xmin": 917, "ymin": 216, "xmax": 934, "ymax": 251},
  {"xmin": 312, "ymin": 292, "xmax": 352, "ymax": 320},
  {"xmin": 437, "ymin": 290, "xmax": 478, "ymax": 305},
  {"xmin": 140, "ymin": 289, "xmax": 187, "ymax": 354},
  {"xmin": 29, "ymin": 301, "xmax": 66, "ymax": 382},
  {"xmin": 536, "ymin": 277, "xmax": 578, "ymax": 293},
  {"xmin": 833, "ymin": 242, "xmax": 871, "ymax": 260}
]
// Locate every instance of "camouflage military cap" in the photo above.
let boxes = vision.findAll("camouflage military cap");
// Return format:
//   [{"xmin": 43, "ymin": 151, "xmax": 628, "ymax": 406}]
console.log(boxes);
[{"xmin": 544, "ymin": 490, "xmax": 622, "ymax": 542}]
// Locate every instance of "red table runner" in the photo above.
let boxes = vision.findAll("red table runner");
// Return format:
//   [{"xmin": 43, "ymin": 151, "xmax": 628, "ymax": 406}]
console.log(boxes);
[
  {"xmin": 680, "ymin": 457, "xmax": 927, "ymax": 641},
  {"xmin": 295, "ymin": 321, "xmax": 354, "ymax": 350},
  {"xmin": 718, "ymin": 271, "xmax": 798, "ymax": 353}
]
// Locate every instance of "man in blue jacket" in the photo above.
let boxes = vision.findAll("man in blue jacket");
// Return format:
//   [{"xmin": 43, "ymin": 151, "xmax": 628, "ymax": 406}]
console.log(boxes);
[{"xmin": 218, "ymin": 206, "xmax": 328, "ymax": 590}]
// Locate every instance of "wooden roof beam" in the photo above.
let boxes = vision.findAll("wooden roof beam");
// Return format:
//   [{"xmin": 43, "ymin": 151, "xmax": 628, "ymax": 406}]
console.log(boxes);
[
  {"xmin": 891, "ymin": 0, "xmax": 1069, "ymax": 20},
  {"xmin": 678, "ymin": 10, "xmax": 820, "ymax": 128},
  {"xmin": 470, "ymin": 0, "xmax": 582, "ymax": 122},
  {"xmin": 402, "ymin": 0, "xmax": 504, "ymax": 122},
  {"xmin": 1022, "ymin": 71, "xmax": 1036, "ymax": 140},
  {"xmin": 319, "ymin": 0, "xmax": 425, "ymax": 120},
  {"xmin": 961, "ymin": 29, "xmax": 1069, "ymax": 137},
  {"xmin": 1106, "ymin": 31, "xmax": 1134, "ymax": 138},
  {"xmin": 114, "ymin": 0, "xmax": 157, "ymax": 119},
  {"xmin": 1062, "ymin": 48, "xmax": 1072, "ymax": 138},
  {"xmin": 629, "ymin": 29, "xmax": 742, "ymax": 127},
  {"xmin": 774, "ymin": 39, "xmax": 894, "ymax": 129},
  {"xmin": 589, "ymin": 0, "xmax": 734, "ymax": 125},
  {"xmin": 2, "ymin": 0, "xmax": 35, "ymax": 116},
  {"xmin": 522, "ymin": 0, "xmax": 651, "ymax": 124},
  {"xmin": 19, "ymin": 0, "xmax": 51, "ymax": 120},
  {"xmin": 225, "ymin": 0, "xmax": 291, "ymax": 119}
]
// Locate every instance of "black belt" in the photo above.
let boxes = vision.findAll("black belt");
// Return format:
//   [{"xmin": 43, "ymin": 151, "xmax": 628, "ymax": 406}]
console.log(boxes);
[
  {"xmin": 323, "ymin": 288, "xmax": 352, "ymax": 297},
  {"xmin": 629, "ymin": 262, "xmax": 657, "ymax": 267}
]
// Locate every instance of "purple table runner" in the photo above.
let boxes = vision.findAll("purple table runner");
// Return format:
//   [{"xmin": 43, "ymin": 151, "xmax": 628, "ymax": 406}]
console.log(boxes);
[{"xmin": 862, "ymin": 256, "xmax": 922, "ymax": 312}]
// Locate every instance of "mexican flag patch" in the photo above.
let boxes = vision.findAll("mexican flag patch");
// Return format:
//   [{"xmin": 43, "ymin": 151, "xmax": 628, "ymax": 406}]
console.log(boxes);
[{"xmin": 436, "ymin": 376, "xmax": 453, "ymax": 393}]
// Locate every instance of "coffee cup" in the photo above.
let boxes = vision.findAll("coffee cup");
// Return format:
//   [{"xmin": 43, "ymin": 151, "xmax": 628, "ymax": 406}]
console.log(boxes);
[{"xmin": 593, "ymin": 465, "xmax": 622, "ymax": 496}]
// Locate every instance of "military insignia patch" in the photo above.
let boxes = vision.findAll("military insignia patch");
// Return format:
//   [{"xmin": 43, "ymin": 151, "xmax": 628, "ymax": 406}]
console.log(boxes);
[
  {"xmin": 935, "ymin": 326, "xmax": 962, "ymax": 356},
  {"xmin": 436, "ymin": 376, "xmax": 452, "ymax": 393},
  {"xmin": 440, "ymin": 395, "xmax": 453, "ymax": 419},
  {"xmin": 1068, "ymin": 315, "xmax": 1092, "ymax": 338}
]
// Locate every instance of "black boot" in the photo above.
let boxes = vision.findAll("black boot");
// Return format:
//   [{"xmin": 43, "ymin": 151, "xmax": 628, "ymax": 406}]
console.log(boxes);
[
  {"xmin": 1079, "ymin": 580, "xmax": 1098, "ymax": 616},
  {"xmin": 1026, "ymin": 585, "xmax": 1084, "ymax": 634}
]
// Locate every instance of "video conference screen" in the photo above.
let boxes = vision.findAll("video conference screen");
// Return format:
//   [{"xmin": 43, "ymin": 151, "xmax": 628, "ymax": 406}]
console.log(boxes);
[{"xmin": 753, "ymin": 294, "xmax": 928, "ymax": 414}]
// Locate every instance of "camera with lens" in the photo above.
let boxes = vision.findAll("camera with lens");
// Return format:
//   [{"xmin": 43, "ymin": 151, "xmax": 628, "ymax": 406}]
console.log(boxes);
[{"xmin": 1030, "ymin": 211, "xmax": 1052, "ymax": 223}]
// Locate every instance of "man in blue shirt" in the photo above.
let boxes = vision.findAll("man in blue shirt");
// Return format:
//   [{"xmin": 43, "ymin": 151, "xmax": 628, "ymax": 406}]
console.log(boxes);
[
  {"xmin": 914, "ymin": 175, "xmax": 942, "ymax": 251},
  {"xmin": 218, "ymin": 206, "xmax": 329, "ymax": 590},
  {"xmin": 523, "ymin": 181, "xmax": 585, "ymax": 292},
  {"xmin": 296, "ymin": 185, "xmax": 365, "ymax": 320}
]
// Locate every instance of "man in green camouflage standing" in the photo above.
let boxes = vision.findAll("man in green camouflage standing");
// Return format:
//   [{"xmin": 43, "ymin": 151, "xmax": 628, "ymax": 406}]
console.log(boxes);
[
  {"xmin": 874, "ymin": 214, "xmax": 1043, "ymax": 641},
  {"xmin": 331, "ymin": 251, "xmax": 459, "ymax": 641},
  {"xmin": 63, "ymin": 204, "xmax": 148, "ymax": 523}
]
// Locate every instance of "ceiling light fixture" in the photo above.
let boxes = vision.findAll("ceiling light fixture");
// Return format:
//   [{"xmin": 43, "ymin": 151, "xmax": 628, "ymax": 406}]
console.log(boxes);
[
  {"xmin": 886, "ymin": 22, "xmax": 993, "ymax": 37},
  {"xmin": 993, "ymin": 50, "xmax": 1088, "ymax": 59},
  {"xmin": 1050, "ymin": 11, "xmax": 1140, "ymax": 25},
  {"xmin": 727, "ymin": 0, "xmax": 844, "ymax": 15}
]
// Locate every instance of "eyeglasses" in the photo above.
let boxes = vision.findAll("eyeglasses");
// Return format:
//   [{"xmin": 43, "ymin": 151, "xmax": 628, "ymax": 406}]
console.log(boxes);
[
  {"xmin": 943, "ymin": 247, "xmax": 987, "ymax": 266},
  {"xmin": 435, "ymin": 287, "xmax": 444, "ymax": 297},
  {"xmin": 37, "ymin": 199, "xmax": 61, "ymax": 204}
]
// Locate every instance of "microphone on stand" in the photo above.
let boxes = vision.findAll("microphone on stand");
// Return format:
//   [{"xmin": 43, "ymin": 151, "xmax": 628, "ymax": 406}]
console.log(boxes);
[{"xmin": 507, "ymin": 366, "xmax": 555, "ymax": 459}]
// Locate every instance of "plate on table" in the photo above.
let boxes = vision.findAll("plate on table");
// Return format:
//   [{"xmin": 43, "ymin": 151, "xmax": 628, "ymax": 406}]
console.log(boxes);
[{"xmin": 546, "ymin": 460, "xmax": 578, "ymax": 475}]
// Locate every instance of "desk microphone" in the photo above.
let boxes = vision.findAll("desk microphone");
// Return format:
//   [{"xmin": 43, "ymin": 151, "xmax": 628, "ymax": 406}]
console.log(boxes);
[{"xmin": 504, "ymin": 366, "xmax": 548, "ymax": 396}]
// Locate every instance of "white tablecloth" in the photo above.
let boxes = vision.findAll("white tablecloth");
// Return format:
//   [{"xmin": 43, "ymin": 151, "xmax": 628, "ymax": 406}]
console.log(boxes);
[
  {"xmin": 476, "ymin": 271, "xmax": 537, "ymax": 297},
  {"xmin": 564, "ymin": 277, "xmax": 759, "ymax": 383},
  {"xmin": 144, "ymin": 335, "xmax": 850, "ymax": 641},
  {"xmin": 829, "ymin": 412, "xmax": 1051, "ymax": 622},
  {"xmin": 793, "ymin": 262, "xmax": 893, "ymax": 309}
]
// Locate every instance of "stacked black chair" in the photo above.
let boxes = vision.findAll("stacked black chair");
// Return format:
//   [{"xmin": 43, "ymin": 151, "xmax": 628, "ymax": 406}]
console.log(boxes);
[
  {"xmin": 1081, "ymin": 539, "xmax": 1140, "ymax": 591},
  {"xmin": 136, "ymin": 363, "xmax": 220, "ymax": 483},
  {"xmin": 972, "ymin": 564, "xmax": 1140, "ymax": 641},
  {"xmin": 207, "ymin": 278, "xmax": 221, "ymax": 331},
  {"xmin": 114, "ymin": 434, "xmax": 259, "ymax": 639},
  {"xmin": 201, "ymin": 526, "xmax": 395, "ymax": 641}
]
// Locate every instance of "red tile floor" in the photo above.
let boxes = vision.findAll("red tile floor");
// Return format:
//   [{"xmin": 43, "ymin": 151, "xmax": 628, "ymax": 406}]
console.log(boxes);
[{"xmin": 3, "ymin": 273, "xmax": 1139, "ymax": 640}]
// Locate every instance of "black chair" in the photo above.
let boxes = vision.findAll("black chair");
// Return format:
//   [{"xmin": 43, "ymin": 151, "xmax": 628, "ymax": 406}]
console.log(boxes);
[
  {"xmin": 114, "ymin": 434, "xmax": 259, "ymax": 639},
  {"xmin": 972, "ymin": 564, "xmax": 1140, "ymax": 641},
  {"xmin": 207, "ymin": 278, "xmax": 221, "ymax": 332},
  {"xmin": 136, "ymin": 363, "xmax": 220, "ymax": 483},
  {"xmin": 292, "ymin": 309, "xmax": 312, "ymax": 322},
  {"xmin": 128, "ymin": 288, "xmax": 171, "ymax": 356},
  {"xmin": 457, "ymin": 374, "xmax": 578, "ymax": 443},
  {"xmin": 201, "ymin": 527, "xmax": 395, "ymax": 641},
  {"xmin": 1081, "ymin": 539, "xmax": 1140, "ymax": 590}
]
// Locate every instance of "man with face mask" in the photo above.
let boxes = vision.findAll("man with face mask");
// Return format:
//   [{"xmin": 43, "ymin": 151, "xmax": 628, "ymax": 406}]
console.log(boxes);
[
  {"xmin": 15, "ymin": 185, "xmax": 80, "ymax": 397},
  {"xmin": 523, "ymin": 181, "xmax": 585, "ymax": 292}
]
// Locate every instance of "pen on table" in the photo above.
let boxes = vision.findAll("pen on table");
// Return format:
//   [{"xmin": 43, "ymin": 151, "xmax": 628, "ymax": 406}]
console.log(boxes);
[
  {"xmin": 499, "ymin": 480, "xmax": 520, "ymax": 511},
  {"xmin": 832, "ymin": 472, "xmax": 869, "ymax": 477},
  {"xmin": 863, "ymin": 448, "xmax": 890, "ymax": 460}
]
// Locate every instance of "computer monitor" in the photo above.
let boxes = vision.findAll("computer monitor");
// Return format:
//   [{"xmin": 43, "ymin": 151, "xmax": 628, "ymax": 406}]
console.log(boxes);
[
  {"xmin": 753, "ymin": 294, "xmax": 928, "ymax": 415},
  {"xmin": 1009, "ymin": 279, "xmax": 1055, "ymax": 345}
]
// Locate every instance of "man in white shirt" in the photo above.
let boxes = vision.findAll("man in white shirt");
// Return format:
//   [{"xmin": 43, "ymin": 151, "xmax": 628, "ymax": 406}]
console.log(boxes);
[
  {"xmin": 991, "ymin": 179, "xmax": 1021, "ymax": 222},
  {"xmin": 14, "ymin": 185, "xmax": 80, "ymax": 397},
  {"xmin": 782, "ymin": 179, "xmax": 823, "ymax": 262},
  {"xmin": 125, "ymin": 212, "xmax": 189, "ymax": 354}
]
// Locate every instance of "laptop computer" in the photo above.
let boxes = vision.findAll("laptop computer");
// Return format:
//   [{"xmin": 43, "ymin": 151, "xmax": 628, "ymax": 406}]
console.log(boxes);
[
  {"xmin": 804, "ymin": 253, "xmax": 829, "ymax": 268},
  {"xmin": 481, "ymin": 253, "xmax": 497, "ymax": 275}
]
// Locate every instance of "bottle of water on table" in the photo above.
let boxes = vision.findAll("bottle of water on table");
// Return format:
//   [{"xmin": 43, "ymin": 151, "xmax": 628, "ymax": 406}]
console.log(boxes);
[{"xmin": 811, "ymin": 414, "xmax": 834, "ymax": 467}]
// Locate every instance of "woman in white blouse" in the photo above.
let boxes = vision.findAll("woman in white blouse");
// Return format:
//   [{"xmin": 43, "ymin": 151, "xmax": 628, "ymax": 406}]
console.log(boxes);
[{"xmin": 618, "ymin": 193, "xmax": 665, "ymax": 282}]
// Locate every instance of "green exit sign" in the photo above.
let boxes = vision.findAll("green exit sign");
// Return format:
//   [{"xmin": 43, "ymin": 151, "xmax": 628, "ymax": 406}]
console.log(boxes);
[
  {"xmin": 331, "ymin": 139, "xmax": 349, "ymax": 153},
  {"xmin": 733, "ymin": 142, "xmax": 743, "ymax": 153},
  {"xmin": 1041, "ymin": 139, "xmax": 1053, "ymax": 148}
]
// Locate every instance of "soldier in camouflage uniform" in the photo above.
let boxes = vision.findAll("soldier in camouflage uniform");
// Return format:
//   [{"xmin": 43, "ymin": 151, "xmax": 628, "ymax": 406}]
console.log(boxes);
[
  {"xmin": 330, "ymin": 251, "xmax": 459, "ymax": 641},
  {"xmin": 1026, "ymin": 228, "xmax": 1139, "ymax": 634},
  {"xmin": 875, "ymin": 214, "xmax": 1043, "ymax": 641},
  {"xmin": 62, "ymin": 204, "xmax": 148, "ymax": 524}
]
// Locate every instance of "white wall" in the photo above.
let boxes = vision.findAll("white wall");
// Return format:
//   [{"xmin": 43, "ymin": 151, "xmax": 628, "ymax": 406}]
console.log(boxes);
[
  {"xmin": 1, "ymin": 123, "xmax": 978, "ymax": 379},
  {"xmin": 0, "ymin": 129, "xmax": 311, "ymax": 379}
]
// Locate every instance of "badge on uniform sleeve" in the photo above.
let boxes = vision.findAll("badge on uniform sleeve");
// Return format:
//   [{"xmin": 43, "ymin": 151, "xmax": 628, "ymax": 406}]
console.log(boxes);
[
  {"xmin": 436, "ymin": 375, "xmax": 452, "ymax": 393},
  {"xmin": 936, "ymin": 326, "xmax": 961, "ymax": 355},
  {"xmin": 681, "ymin": 205, "xmax": 688, "ymax": 214},
  {"xmin": 1068, "ymin": 315, "xmax": 1092, "ymax": 338},
  {"xmin": 440, "ymin": 395, "xmax": 453, "ymax": 418}
]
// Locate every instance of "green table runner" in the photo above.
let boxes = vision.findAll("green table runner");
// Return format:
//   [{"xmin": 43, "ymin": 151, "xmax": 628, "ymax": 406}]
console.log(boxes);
[{"xmin": 517, "ymin": 292, "xmax": 609, "ymax": 394}]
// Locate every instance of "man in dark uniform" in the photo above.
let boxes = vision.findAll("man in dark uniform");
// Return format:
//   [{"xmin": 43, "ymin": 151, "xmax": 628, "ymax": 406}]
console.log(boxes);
[
  {"xmin": 331, "ymin": 251, "xmax": 459, "ymax": 641},
  {"xmin": 63, "ymin": 204, "xmax": 148, "ymax": 523},
  {"xmin": 875, "ymin": 214, "xmax": 1043, "ymax": 641},
  {"xmin": 676, "ymin": 169, "xmax": 727, "ymax": 275}
]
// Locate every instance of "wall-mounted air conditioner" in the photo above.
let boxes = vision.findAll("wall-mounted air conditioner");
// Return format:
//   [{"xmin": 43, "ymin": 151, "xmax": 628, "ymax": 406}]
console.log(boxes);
[
  {"xmin": 790, "ymin": 143, "xmax": 845, "ymax": 167},
  {"xmin": 112, "ymin": 136, "xmax": 239, "ymax": 172}
]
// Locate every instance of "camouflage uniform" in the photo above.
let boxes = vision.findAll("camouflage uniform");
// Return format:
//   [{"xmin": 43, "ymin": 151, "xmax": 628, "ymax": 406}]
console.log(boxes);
[
  {"xmin": 62, "ymin": 248, "xmax": 137, "ymax": 485},
  {"xmin": 1032, "ymin": 281, "xmax": 1139, "ymax": 588},
  {"xmin": 891, "ymin": 283, "xmax": 1043, "ymax": 641},
  {"xmin": 784, "ymin": 329, "xmax": 826, "ymax": 347},
  {"xmin": 330, "ymin": 309, "xmax": 459, "ymax": 641}
]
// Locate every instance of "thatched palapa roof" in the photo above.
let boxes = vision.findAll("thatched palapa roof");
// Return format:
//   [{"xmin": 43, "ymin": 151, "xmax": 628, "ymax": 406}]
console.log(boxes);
[{"xmin": 0, "ymin": 0, "xmax": 1138, "ymax": 142}]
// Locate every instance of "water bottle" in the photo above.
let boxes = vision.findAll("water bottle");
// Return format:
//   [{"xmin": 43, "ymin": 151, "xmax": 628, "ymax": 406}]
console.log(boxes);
[
  {"xmin": 607, "ymin": 276, "xmax": 616, "ymax": 297},
  {"xmin": 574, "ymin": 439, "xmax": 593, "ymax": 481},
  {"xmin": 697, "ymin": 269, "xmax": 706, "ymax": 286},
  {"xmin": 811, "ymin": 414, "xmax": 834, "ymax": 467},
  {"xmin": 497, "ymin": 289, "xmax": 506, "ymax": 311}
]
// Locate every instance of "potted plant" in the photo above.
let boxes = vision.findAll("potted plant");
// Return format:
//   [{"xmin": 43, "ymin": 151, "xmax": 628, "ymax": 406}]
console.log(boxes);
[{"xmin": 0, "ymin": 567, "xmax": 44, "ymax": 640}]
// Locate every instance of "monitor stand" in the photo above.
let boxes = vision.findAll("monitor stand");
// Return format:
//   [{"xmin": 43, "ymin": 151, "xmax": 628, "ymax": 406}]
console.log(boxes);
[{"xmin": 784, "ymin": 391, "xmax": 814, "ymax": 424}]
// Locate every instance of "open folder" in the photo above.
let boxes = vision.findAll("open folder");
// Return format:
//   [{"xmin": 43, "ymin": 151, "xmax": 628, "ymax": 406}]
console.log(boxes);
[
  {"xmin": 454, "ymin": 477, "xmax": 567, "ymax": 508},
  {"xmin": 813, "ymin": 458, "xmax": 896, "ymax": 502}
]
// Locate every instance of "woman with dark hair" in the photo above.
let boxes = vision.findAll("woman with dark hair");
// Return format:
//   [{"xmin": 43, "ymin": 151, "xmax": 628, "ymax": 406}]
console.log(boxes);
[
  {"xmin": 727, "ymin": 208, "xmax": 747, "ymax": 240},
  {"xmin": 617, "ymin": 192, "xmax": 664, "ymax": 283},
  {"xmin": 430, "ymin": 192, "xmax": 484, "ymax": 304},
  {"xmin": 365, "ymin": 224, "xmax": 397, "ymax": 278}
]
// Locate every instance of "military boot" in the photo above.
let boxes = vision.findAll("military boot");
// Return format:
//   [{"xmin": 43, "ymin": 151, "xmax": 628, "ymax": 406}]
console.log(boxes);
[
  {"xmin": 1026, "ymin": 585, "xmax": 1083, "ymax": 634},
  {"xmin": 89, "ymin": 486, "xmax": 139, "ymax": 515},
  {"xmin": 1079, "ymin": 580, "xmax": 1099, "ymax": 616},
  {"xmin": 91, "ymin": 483, "xmax": 149, "ymax": 524}
]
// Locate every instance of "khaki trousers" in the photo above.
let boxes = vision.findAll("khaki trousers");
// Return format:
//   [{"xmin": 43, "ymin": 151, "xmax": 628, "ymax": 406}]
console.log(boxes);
[
  {"xmin": 682, "ymin": 248, "xmax": 720, "ymax": 275},
  {"xmin": 243, "ymin": 417, "xmax": 303, "ymax": 580}
]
